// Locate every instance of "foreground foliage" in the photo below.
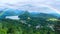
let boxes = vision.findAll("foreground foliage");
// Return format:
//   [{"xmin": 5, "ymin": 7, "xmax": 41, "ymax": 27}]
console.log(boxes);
[{"xmin": 0, "ymin": 11, "xmax": 60, "ymax": 34}]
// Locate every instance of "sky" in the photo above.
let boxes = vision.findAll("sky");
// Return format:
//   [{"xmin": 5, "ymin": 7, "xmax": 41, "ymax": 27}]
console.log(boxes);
[{"xmin": 0, "ymin": 0, "xmax": 60, "ymax": 14}]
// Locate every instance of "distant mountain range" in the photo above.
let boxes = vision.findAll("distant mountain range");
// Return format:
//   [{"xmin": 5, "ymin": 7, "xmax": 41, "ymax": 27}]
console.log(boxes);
[{"xmin": 0, "ymin": 9, "xmax": 60, "ymax": 19}]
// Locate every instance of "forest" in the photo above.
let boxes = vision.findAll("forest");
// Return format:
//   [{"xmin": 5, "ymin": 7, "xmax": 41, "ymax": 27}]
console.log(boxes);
[{"xmin": 0, "ymin": 11, "xmax": 60, "ymax": 34}]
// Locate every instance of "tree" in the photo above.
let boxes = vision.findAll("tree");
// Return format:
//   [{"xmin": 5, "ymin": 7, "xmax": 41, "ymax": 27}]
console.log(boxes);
[{"xmin": 18, "ymin": 11, "xmax": 30, "ymax": 20}]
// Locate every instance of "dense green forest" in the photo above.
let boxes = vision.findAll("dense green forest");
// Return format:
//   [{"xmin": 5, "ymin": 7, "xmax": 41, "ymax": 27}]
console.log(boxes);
[{"xmin": 0, "ymin": 11, "xmax": 60, "ymax": 34}]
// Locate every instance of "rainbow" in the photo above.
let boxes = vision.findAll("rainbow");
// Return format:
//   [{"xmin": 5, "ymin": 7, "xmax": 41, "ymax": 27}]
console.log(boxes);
[
  {"xmin": 33, "ymin": 4, "xmax": 60, "ymax": 14},
  {"xmin": 0, "ymin": 8, "xmax": 8, "ymax": 16},
  {"xmin": 46, "ymin": 5, "xmax": 60, "ymax": 14},
  {"xmin": 0, "ymin": 4, "xmax": 60, "ymax": 16}
]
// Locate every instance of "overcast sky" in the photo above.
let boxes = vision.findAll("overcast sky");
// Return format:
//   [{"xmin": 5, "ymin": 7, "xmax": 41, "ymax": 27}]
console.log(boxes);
[{"xmin": 0, "ymin": 0, "xmax": 60, "ymax": 14}]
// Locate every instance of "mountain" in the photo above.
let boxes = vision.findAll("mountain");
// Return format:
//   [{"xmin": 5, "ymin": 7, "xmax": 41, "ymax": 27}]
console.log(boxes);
[
  {"xmin": 3, "ymin": 9, "xmax": 24, "ymax": 16},
  {"xmin": 0, "ymin": 8, "xmax": 60, "ymax": 19},
  {"xmin": 0, "ymin": 4, "xmax": 60, "ymax": 16},
  {"xmin": 30, "ymin": 12, "xmax": 58, "ymax": 19},
  {"xmin": 0, "ymin": 9, "xmax": 25, "ymax": 19},
  {"xmin": 18, "ymin": 11, "xmax": 58, "ymax": 20}
]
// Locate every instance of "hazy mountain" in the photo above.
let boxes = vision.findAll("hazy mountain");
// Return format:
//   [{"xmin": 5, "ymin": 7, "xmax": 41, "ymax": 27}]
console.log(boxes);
[
  {"xmin": 0, "ymin": 8, "xmax": 60, "ymax": 19},
  {"xmin": 0, "ymin": 9, "xmax": 25, "ymax": 19}
]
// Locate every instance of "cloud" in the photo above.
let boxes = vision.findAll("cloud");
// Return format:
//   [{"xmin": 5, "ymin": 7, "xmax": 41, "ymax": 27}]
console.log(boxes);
[
  {"xmin": 0, "ymin": 0, "xmax": 60, "ymax": 14},
  {"xmin": 0, "ymin": 0, "xmax": 59, "ymax": 7}
]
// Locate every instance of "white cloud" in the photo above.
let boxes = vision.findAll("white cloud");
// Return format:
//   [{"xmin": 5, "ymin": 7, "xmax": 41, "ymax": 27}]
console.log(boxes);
[
  {"xmin": 0, "ymin": 0, "xmax": 60, "ymax": 14},
  {"xmin": 0, "ymin": 0, "xmax": 58, "ymax": 7}
]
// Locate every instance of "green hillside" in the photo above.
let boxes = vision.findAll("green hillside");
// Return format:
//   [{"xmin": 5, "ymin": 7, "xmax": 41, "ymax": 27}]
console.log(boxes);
[{"xmin": 0, "ymin": 11, "xmax": 60, "ymax": 34}]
